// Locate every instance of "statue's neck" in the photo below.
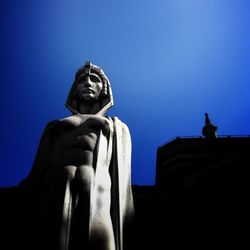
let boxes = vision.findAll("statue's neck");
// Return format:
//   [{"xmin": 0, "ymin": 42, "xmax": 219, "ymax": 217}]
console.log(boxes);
[{"xmin": 78, "ymin": 102, "xmax": 101, "ymax": 114}]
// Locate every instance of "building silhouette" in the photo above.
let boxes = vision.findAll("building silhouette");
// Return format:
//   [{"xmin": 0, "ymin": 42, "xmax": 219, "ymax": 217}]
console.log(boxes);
[{"xmin": 128, "ymin": 134, "xmax": 249, "ymax": 249}]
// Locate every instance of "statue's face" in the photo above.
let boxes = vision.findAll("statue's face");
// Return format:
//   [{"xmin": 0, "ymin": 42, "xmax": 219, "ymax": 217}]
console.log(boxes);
[{"xmin": 76, "ymin": 72, "xmax": 103, "ymax": 102}]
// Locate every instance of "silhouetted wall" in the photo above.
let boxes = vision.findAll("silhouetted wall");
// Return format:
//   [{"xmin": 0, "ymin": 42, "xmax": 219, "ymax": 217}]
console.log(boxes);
[{"xmin": 155, "ymin": 136, "xmax": 250, "ymax": 249}]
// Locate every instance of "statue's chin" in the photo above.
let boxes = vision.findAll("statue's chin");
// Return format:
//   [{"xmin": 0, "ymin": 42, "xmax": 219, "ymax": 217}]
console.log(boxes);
[{"xmin": 78, "ymin": 95, "xmax": 99, "ymax": 103}]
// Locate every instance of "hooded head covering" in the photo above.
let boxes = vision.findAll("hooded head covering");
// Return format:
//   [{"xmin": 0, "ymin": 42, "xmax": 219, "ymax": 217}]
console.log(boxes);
[{"xmin": 65, "ymin": 61, "xmax": 114, "ymax": 116}]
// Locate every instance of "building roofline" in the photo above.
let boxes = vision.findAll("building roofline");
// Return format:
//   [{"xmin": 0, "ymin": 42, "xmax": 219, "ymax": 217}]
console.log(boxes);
[{"xmin": 158, "ymin": 135, "xmax": 250, "ymax": 149}]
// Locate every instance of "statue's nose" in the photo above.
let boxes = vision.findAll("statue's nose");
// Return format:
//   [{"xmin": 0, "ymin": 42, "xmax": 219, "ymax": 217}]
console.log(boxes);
[{"xmin": 84, "ymin": 77, "xmax": 92, "ymax": 87}]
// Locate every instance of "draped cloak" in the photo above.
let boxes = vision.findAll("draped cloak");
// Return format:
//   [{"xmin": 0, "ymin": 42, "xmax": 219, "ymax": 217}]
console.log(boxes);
[{"xmin": 21, "ymin": 65, "xmax": 134, "ymax": 250}]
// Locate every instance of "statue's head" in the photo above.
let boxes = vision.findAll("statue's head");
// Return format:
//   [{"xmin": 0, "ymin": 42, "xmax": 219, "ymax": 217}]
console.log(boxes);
[{"xmin": 66, "ymin": 62, "xmax": 114, "ymax": 115}]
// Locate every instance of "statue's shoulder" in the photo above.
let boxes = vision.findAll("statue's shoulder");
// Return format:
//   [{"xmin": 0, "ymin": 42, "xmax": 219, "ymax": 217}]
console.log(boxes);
[
  {"xmin": 44, "ymin": 119, "xmax": 60, "ymax": 131},
  {"xmin": 109, "ymin": 116, "xmax": 130, "ymax": 134},
  {"xmin": 42, "ymin": 114, "xmax": 84, "ymax": 135}
]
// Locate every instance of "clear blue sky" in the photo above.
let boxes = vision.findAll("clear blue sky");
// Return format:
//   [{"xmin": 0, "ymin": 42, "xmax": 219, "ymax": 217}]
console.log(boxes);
[{"xmin": 1, "ymin": 0, "xmax": 250, "ymax": 187}]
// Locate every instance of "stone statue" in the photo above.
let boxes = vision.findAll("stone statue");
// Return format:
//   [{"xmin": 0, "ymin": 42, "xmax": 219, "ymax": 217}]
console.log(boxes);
[{"xmin": 22, "ymin": 62, "xmax": 134, "ymax": 250}]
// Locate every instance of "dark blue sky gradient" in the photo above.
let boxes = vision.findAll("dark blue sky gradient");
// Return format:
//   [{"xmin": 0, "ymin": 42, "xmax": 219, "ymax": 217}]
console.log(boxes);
[{"xmin": 1, "ymin": 0, "xmax": 250, "ymax": 187}]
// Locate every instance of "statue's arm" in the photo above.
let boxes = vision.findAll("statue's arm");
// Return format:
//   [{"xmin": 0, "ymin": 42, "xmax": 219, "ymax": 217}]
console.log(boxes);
[{"xmin": 19, "ymin": 120, "xmax": 62, "ymax": 192}]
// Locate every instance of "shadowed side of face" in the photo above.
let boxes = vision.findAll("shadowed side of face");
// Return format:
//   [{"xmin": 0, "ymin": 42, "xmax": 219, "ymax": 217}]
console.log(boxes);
[{"xmin": 75, "ymin": 72, "xmax": 103, "ymax": 103}]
